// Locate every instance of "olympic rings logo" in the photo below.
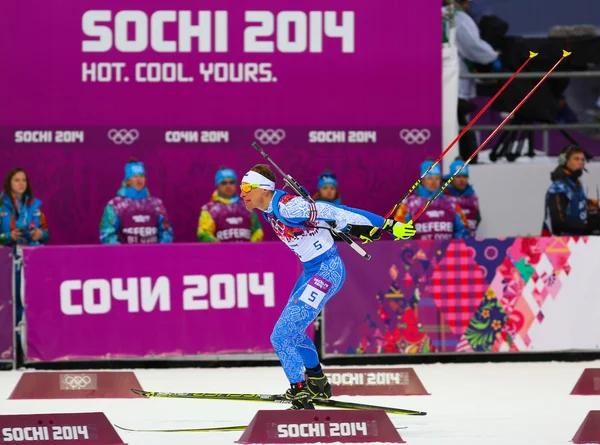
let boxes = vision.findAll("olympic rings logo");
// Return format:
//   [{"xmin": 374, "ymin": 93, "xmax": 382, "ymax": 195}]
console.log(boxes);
[
  {"xmin": 399, "ymin": 129, "xmax": 431, "ymax": 145},
  {"xmin": 254, "ymin": 129, "xmax": 286, "ymax": 145},
  {"xmin": 108, "ymin": 129, "xmax": 140, "ymax": 145},
  {"xmin": 60, "ymin": 374, "xmax": 94, "ymax": 390}
]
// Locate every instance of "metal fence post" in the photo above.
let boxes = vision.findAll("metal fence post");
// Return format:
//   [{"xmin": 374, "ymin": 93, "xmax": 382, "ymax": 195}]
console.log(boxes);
[
  {"xmin": 543, "ymin": 130, "xmax": 550, "ymax": 155},
  {"xmin": 11, "ymin": 248, "xmax": 18, "ymax": 370}
]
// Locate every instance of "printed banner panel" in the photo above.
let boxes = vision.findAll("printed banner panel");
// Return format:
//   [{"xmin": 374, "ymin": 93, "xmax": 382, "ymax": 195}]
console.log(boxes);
[
  {"xmin": 325, "ymin": 237, "xmax": 600, "ymax": 356},
  {"xmin": 23, "ymin": 242, "xmax": 303, "ymax": 362},
  {"xmin": 0, "ymin": 1, "xmax": 441, "ymax": 245}
]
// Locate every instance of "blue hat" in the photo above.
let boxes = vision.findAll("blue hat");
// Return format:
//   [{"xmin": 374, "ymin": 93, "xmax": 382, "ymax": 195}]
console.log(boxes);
[
  {"xmin": 215, "ymin": 168, "xmax": 237, "ymax": 186},
  {"xmin": 450, "ymin": 159, "xmax": 469, "ymax": 177},
  {"xmin": 420, "ymin": 160, "xmax": 442, "ymax": 177},
  {"xmin": 318, "ymin": 172, "xmax": 338, "ymax": 190},
  {"xmin": 125, "ymin": 162, "xmax": 145, "ymax": 181}
]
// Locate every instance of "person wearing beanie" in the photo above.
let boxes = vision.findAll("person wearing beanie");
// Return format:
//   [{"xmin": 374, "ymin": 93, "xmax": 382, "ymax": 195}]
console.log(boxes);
[
  {"xmin": 443, "ymin": 157, "xmax": 481, "ymax": 237},
  {"xmin": 197, "ymin": 166, "xmax": 263, "ymax": 242},
  {"xmin": 393, "ymin": 158, "xmax": 469, "ymax": 240},
  {"xmin": 313, "ymin": 171, "xmax": 342, "ymax": 205},
  {"xmin": 100, "ymin": 158, "xmax": 173, "ymax": 244}
]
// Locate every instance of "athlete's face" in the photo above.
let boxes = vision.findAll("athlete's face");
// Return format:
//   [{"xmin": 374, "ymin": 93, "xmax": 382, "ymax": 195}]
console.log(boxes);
[{"xmin": 240, "ymin": 183, "xmax": 272, "ymax": 211}]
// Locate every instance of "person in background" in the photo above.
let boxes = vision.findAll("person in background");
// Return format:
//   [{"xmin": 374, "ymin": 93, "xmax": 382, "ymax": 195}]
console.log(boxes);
[
  {"xmin": 0, "ymin": 168, "xmax": 49, "ymax": 247},
  {"xmin": 0, "ymin": 168, "xmax": 49, "ymax": 327},
  {"xmin": 312, "ymin": 171, "xmax": 344, "ymax": 242},
  {"xmin": 455, "ymin": 0, "xmax": 502, "ymax": 163},
  {"xmin": 444, "ymin": 157, "xmax": 482, "ymax": 237},
  {"xmin": 394, "ymin": 159, "xmax": 469, "ymax": 240},
  {"xmin": 197, "ymin": 167, "xmax": 263, "ymax": 242},
  {"xmin": 100, "ymin": 158, "xmax": 173, "ymax": 244},
  {"xmin": 312, "ymin": 171, "xmax": 342, "ymax": 205},
  {"xmin": 542, "ymin": 145, "xmax": 600, "ymax": 236}
]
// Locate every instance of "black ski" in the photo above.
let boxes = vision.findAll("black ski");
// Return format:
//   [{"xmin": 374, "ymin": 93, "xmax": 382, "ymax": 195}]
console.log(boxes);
[
  {"xmin": 114, "ymin": 423, "xmax": 407, "ymax": 433},
  {"xmin": 131, "ymin": 388, "xmax": 426, "ymax": 416},
  {"xmin": 115, "ymin": 424, "xmax": 247, "ymax": 433}
]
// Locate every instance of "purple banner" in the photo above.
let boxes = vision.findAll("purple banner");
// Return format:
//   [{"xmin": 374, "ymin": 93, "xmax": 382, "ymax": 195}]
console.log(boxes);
[
  {"xmin": 0, "ymin": 1, "xmax": 441, "ymax": 245},
  {"xmin": 327, "ymin": 237, "xmax": 600, "ymax": 356},
  {"xmin": 23, "ymin": 243, "xmax": 304, "ymax": 362},
  {"xmin": 0, "ymin": 248, "xmax": 13, "ymax": 362}
]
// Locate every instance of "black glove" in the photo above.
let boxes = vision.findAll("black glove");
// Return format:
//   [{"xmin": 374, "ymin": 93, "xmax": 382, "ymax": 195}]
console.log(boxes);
[{"xmin": 347, "ymin": 225, "xmax": 382, "ymax": 244}]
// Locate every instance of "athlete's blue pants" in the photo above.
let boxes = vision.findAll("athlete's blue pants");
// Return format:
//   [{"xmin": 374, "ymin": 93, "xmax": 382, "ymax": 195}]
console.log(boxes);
[{"xmin": 270, "ymin": 246, "xmax": 346, "ymax": 384}]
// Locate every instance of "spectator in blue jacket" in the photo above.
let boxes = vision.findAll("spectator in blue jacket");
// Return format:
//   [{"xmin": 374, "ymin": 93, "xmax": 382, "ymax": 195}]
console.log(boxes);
[
  {"xmin": 0, "ymin": 168, "xmax": 49, "ymax": 247},
  {"xmin": 312, "ymin": 171, "xmax": 342, "ymax": 205},
  {"xmin": 0, "ymin": 168, "xmax": 49, "ymax": 326}
]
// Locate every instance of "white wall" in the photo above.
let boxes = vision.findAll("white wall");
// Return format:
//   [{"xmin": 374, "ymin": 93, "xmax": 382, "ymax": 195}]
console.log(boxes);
[
  {"xmin": 469, "ymin": 161, "xmax": 600, "ymax": 238},
  {"xmin": 442, "ymin": 27, "xmax": 459, "ymax": 175}
]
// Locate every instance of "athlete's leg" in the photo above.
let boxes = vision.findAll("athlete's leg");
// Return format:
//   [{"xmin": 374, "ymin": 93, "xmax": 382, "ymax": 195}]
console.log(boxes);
[{"xmin": 270, "ymin": 250, "xmax": 346, "ymax": 384}]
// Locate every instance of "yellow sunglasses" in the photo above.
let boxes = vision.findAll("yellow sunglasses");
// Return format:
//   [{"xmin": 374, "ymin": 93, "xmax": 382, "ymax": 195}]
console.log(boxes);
[{"xmin": 240, "ymin": 183, "xmax": 263, "ymax": 193}]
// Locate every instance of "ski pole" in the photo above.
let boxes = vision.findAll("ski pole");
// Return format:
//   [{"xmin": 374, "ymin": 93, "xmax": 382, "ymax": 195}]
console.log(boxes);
[
  {"xmin": 410, "ymin": 50, "xmax": 571, "ymax": 224},
  {"xmin": 383, "ymin": 51, "xmax": 538, "ymax": 220}
]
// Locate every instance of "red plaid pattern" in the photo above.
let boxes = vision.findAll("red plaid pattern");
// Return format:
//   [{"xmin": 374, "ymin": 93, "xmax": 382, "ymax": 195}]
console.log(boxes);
[{"xmin": 428, "ymin": 240, "xmax": 487, "ymax": 335}]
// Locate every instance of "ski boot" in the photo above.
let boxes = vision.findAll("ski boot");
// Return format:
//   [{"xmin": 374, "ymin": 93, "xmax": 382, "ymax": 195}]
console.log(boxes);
[
  {"xmin": 307, "ymin": 367, "xmax": 332, "ymax": 400},
  {"xmin": 285, "ymin": 381, "xmax": 315, "ymax": 410}
]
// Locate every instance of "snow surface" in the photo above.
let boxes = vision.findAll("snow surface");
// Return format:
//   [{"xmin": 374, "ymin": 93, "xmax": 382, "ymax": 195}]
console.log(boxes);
[{"xmin": 1, "ymin": 360, "xmax": 599, "ymax": 444}]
